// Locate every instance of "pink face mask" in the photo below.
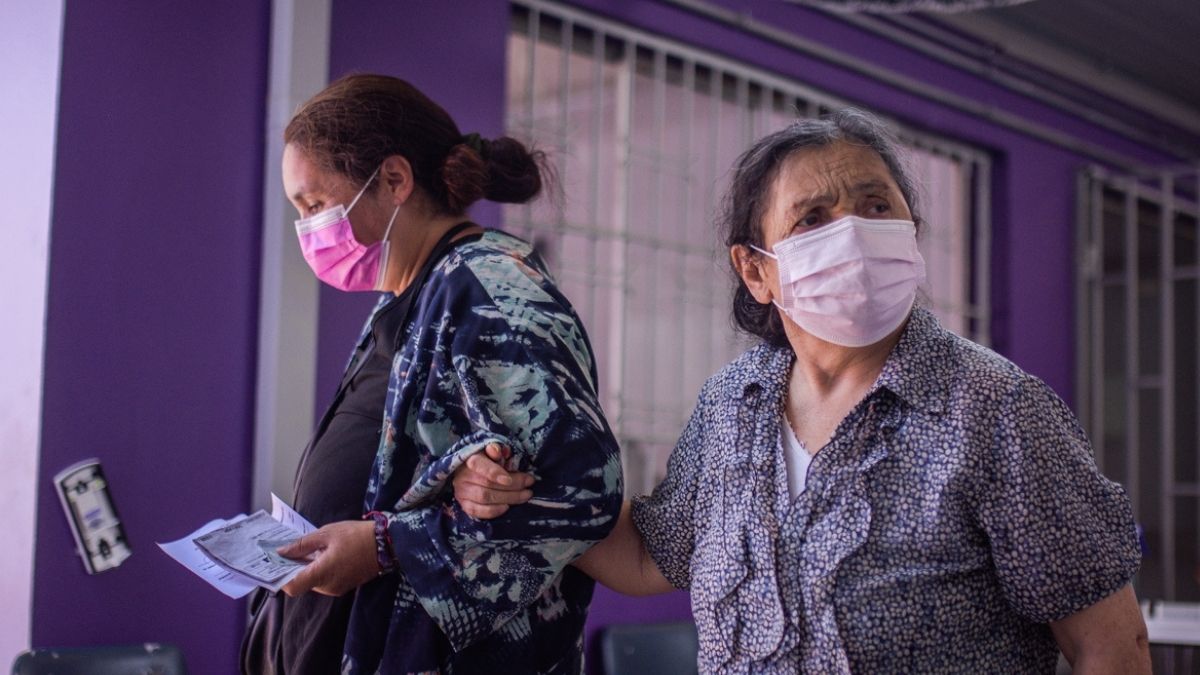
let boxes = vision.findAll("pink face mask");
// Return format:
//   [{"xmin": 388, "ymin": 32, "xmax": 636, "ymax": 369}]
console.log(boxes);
[
  {"xmin": 753, "ymin": 215, "xmax": 926, "ymax": 347},
  {"xmin": 294, "ymin": 166, "xmax": 399, "ymax": 292}
]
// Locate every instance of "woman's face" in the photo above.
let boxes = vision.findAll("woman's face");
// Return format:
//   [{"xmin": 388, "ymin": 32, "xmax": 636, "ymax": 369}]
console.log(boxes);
[
  {"xmin": 759, "ymin": 140, "xmax": 912, "ymax": 250},
  {"xmin": 733, "ymin": 140, "xmax": 914, "ymax": 323},
  {"xmin": 281, "ymin": 143, "xmax": 390, "ymax": 245}
]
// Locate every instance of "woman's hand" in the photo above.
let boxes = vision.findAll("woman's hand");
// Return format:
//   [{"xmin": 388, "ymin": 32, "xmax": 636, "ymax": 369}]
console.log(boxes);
[
  {"xmin": 278, "ymin": 520, "xmax": 379, "ymax": 597},
  {"xmin": 452, "ymin": 443, "xmax": 534, "ymax": 519}
]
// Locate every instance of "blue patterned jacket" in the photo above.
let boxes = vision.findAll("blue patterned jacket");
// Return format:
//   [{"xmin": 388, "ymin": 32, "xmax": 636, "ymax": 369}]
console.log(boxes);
[{"xmin": 343, "ymin": 231, "xmax": 623, "ymax": 674}]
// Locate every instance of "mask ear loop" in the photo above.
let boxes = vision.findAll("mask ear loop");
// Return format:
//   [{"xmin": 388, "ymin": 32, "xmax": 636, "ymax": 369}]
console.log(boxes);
[
  {"xmin": 747, "ymin": 244, "xmax": 794, "ymax": 313},
  {"xmin": 749, "ymin": 244, "xmax": 777, "ymax": 259},
  {"xmin": 346, "ymin": 165, "xmax": 383, "ymax": 215},
  {"xmin": 380, "ymin": 205, "xmax": 399, "ymax": 243},
  {"xmin": 373, "ymin": 205, "xmax": 401, "ymax": 291}
]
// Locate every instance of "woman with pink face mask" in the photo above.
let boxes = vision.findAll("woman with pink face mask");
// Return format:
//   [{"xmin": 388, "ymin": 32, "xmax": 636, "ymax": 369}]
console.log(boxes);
[
  {"xmin": 453, "ymin": 109, "xmax": 1151, "ymax": 673},
  {"xmin": 241, "ymin": 74, "xmax": 623, "ymax": 675}
]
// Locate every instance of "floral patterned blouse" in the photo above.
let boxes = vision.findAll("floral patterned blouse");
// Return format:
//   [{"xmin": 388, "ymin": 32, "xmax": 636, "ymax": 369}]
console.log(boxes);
[
  {"xmin": 343, "ymin": 230, "xmax": 623, "ymax": 674},
  {"xmin": 632, "ymin": 307, "xmax": 1139, "ymax": 674}
]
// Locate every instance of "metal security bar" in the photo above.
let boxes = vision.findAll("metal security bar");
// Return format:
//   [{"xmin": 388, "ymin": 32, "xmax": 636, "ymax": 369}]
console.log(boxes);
[
  {"xmin": 1078, "ymin": 163, "xmax": 1200, "ymax": 603},
  {"xmin": 505, "ymin": 0, "xmax": 992, "ymax": 493}
]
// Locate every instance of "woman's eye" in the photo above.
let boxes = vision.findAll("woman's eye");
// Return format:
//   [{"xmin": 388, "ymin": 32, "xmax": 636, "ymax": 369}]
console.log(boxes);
[
  {"xmin": 867, "ymin": 200, "xmax": 891, "ymax": 215},
  {"xmin": 796, "ymin": 212, "xmax": 822, "ymax": 229},
  {"xmin": 306, "ymin": 203, "xmax": 323, "ymax": 215}
]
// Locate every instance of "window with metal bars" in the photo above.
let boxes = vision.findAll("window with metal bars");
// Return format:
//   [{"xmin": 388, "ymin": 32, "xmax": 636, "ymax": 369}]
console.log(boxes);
[
  {"xmin": 505, "ymin": 0, "xmax": 992, "ymax": 494},
  {"xmin": 1077, "ymin": 165, "xmax": 1200, "ymax": 603}
]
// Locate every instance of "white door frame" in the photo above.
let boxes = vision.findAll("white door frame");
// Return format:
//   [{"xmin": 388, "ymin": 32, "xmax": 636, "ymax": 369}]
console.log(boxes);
[
  {"xmin": 252, "ymin": 0, "xmax": 331, "ymax": 509},
  {"xmin": 0, "ymin": 0, "xmax": 66, "ymax": 657}
]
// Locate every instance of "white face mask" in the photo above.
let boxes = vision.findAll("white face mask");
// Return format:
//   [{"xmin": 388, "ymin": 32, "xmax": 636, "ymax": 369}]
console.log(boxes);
[{"xmin": 753, "ymin": 215, "xmax": 926, "ymax": 347}]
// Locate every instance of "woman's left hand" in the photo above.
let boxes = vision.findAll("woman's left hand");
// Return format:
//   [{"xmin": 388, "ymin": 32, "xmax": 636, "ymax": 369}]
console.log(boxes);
[
  {"xmin": 453, "ymin": 443, "xmax": 535, "ymax": 519},
  {"xmin": 278, "ymin": 519, "xmax": 379, "ymax": 597}
]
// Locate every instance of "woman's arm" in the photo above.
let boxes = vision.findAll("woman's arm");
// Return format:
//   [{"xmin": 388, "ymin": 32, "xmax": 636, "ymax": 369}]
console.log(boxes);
[
  {"xmin": 977, "ymin": 375, "xmax": 1146, "ymax": 669},
  {"xmin": 454, "ymin": 443, "xmax": 677, "ymax": 597},
  {"xmin": 1049, "ymin": 584, "xmax": 1150, "ymax": 674},
  {"xmin": 279, "ymin": 442, "xmax": 521, "ymax": 597},
  {"xmin": 573, "ymin": 500, "xmax": 674, "ymax": 596}
]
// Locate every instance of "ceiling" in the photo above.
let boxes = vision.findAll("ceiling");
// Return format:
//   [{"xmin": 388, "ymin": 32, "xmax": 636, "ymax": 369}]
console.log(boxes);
[{"xmin": 939, "ymin": 0, "xmax": 1200, "ymax": 136}]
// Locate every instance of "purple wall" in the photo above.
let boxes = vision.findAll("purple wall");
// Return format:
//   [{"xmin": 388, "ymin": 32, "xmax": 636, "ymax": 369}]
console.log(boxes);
[{"xmin": 34, "ymin": 2, "xmax": 269, "ymax": 673}]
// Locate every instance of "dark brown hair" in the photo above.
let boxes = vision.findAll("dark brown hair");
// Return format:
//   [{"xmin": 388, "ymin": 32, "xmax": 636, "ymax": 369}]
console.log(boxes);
[
  {"xmin": 720, "ymin": 108, "xmax": 922, "ymax": 347},
  {"xmin": 285, "ymin": 73, "xmax": 544, "ymax": 214}
]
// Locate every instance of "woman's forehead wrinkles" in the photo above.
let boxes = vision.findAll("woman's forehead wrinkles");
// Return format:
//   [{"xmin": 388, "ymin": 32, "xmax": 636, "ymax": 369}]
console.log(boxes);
[{"xmin": 778, "ymin": 163, "xmax": 889, "ymax": 208}]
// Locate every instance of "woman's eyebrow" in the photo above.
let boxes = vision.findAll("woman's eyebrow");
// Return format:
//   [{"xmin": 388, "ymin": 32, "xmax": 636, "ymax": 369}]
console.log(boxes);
[
  {"xmin": 288, "ymin": 177, "xmax": 326, "ymax": 203},
  {"xmin": 783, "ymin": 179, "xmax": 893, "ymax": 219},
  {"xmin": 289, "ymin": 186, "xmax": 318, "ymax": 203},
  {"xmin": 849, "ymin": 179, "xmax": 891, "ymax": 195},
  {"xmin": 785, "ymin": 191, "xmax": 834, "ymax": 218}
]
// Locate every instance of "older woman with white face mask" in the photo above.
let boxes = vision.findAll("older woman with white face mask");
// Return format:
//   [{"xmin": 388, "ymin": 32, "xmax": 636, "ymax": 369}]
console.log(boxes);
[{"xmin": 453, "ymin": 109, "xmax": 1151, "ymax": 673}]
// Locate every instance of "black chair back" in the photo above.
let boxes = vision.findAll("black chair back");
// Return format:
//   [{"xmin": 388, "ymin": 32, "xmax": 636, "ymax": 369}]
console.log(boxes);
[
  {"xmin": 12, "ymin": 643, "xmax": 187, "ymax": 675},
  {"xmin": 601, "ymin": 622, "xmax": 699, "ymax": 675}
]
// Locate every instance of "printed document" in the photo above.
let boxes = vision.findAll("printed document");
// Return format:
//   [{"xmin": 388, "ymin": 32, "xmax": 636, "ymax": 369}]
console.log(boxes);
[{"xmin": 158, "ymin": 494, "xmax": 317, "ymax": 597}]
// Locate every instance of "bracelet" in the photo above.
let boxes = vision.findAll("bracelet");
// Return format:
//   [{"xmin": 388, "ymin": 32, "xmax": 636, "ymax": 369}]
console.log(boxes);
[{"xmin": 364, "ymin": 511, "xmax": 399, "ymax": 574}]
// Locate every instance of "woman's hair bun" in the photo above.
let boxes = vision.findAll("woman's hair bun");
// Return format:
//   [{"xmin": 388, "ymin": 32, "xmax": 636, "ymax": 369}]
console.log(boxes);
[
  {"xmin": 440, "ymin": 134, "xmax": 546, "ymax": 213},
  {"xmin": 481, "ymin": 136, "xmax": 544, "ymax": 204},
  {"xmin": 441, "ymin": 143, "xmax": 488, "ymax": 214}
]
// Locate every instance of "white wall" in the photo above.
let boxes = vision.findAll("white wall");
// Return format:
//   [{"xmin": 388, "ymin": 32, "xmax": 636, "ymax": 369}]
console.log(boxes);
[{"xmin": 0, "ymin": 0, "xmax": 65, "ymax": 658}]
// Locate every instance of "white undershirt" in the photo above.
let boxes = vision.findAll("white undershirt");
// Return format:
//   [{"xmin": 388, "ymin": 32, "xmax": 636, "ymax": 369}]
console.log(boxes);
[{"xmin": 780, "ymin": 414, "xmax": 812, "ymax": 499}]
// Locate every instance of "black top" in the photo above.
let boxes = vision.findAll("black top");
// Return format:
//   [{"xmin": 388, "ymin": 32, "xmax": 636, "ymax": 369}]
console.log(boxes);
[{"xmin": 240, "ymin": 223, "xmax": 481, "ymax": 675}]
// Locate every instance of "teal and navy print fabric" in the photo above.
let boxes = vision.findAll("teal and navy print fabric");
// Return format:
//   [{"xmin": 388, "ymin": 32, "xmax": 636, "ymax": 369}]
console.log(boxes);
[
  {"xmin": 632, "ymin": 307, "xmax": 1140, "ymax": 674},
  {"xmin": 343, "ymin": 231, "xmax": 623, "ymax": 674}
]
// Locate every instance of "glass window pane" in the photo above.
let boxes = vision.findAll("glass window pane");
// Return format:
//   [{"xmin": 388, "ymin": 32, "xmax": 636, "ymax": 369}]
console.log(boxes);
[
  {"xmin": 913, "ymin": 149, "xmax": 969, "ymax": 337},
  {"xmin": 1137, "ymin": 197, "xmax": 1162, "ymax": 279},
  {"xmin": 1176, "ymin": 211, "xmax": 1198, "ymax": 268},
  {"xmin": 1135, "ymin": 388, "xmax": 1163, "ymax": 600},
  {"xmin": 1136, "ymin": 198, "xmax": 1162, "ymax": 376},
  {"xmin": 1101, "ymin": 188, "xmax": 1125, "ymax": 276},
  {"xmin": 1176, "ymin": 279, "xmax": 1198, "ymax": 485},
  {"xmin": 1102, "ymin": 283, "xmax": 1127, "ymax": 485},
  {"xmin": 1174, "ymin": 497, "xmax": 1200, "ymax": 602},
  {"xmin": 1138, "ymin": 278, "xmax": 1161, "ymax": 377}
]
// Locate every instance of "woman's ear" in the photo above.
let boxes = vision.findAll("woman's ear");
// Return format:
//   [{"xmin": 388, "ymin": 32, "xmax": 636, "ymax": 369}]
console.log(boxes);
[
  {"xmin": 379, "ymin": 154, "xmax": 416, "ymax": 205},
  {"xmin": 730, "ymin": 244, "xmax": 774, "ymax": 305}
]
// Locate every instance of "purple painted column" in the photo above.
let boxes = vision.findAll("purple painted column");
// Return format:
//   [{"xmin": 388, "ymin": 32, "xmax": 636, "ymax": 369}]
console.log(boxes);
[{"xmin": 34, "ymin": 3, "xmax": 269, "ymax": 673}]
